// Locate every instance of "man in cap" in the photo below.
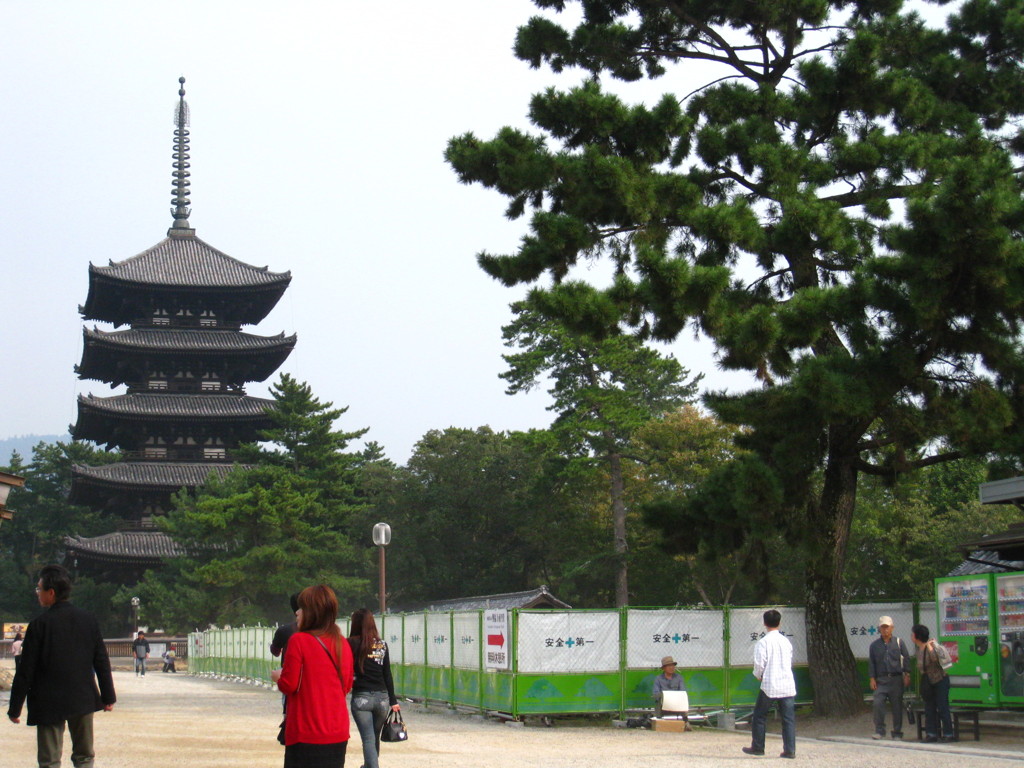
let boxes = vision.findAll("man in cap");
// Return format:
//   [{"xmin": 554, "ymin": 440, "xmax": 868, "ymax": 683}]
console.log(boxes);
[
  {"xmin": 652, "ymin": 655, "xmax": 687, "ymax": 718},
  {"xmin": 868, "ymin": 615, "xmax": 910, "ymax": 739}
]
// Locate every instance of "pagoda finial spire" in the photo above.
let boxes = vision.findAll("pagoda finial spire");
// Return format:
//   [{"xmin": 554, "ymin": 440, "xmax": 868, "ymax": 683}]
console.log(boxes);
[{"xmin": 168, "ymin": 77, "xmax": 195, "ymax": 238}]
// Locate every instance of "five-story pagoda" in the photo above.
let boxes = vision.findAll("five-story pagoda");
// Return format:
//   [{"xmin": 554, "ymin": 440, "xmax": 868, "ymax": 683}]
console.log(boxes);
[{"xmin": 65, "ymin": 79, "xmax": 295, "ymax": 576}]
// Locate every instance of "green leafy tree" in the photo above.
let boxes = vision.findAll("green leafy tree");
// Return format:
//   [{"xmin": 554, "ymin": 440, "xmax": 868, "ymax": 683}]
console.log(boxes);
[
  {"xmin": 446, "ymin": 1, "xmax": 1024, "ymax": 713},
  {"xmin": 845, "ymin": 457, "xmax": 1020, "ymax": 600},
  {"xmin": 368, "ymin": 426, "xmax": 585, "ymax": 604},
  {"xmin": 502, "ymin": 302, "xmax": 699, "ymax": 606},
  {"xmin": 0, "ymin": 442, "xmax": 121, "ymax": 630},
  {"xmin": 631, "ymin": 406, "xmax": 798, "ymax": 605},
  {"xmin": 133, "ymin": 375, "xmax": 371, "ymax": 631}
]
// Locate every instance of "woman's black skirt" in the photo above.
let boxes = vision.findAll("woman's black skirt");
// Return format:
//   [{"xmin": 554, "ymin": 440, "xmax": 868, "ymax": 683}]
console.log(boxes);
[{"xmin": 283, "ymin": 740, "xmax": 348, "ymax": 768}]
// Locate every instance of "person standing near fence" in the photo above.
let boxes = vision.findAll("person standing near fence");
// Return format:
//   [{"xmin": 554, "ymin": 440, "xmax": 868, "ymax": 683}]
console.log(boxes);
[
  {"xmin": 271, "ymin": 585, "xmax": 354, "ymax": 768},
  {"xmin": 868, "ymin": 615, "xmax": 910, "ymax": 740},
  {"xmin": 348, "ymin": 609, "xmax": 400, "ymax": 768},
  {"xmin": 7, "ymin": 564, "xmax": 116, "ymax": 768},
  {"xmin": 742, "ymin": 609, "xmax": 796, "ymax": 760},
  {"xmin": 133, "ymin": 631, "xmax": 150, "ymax": 676},
  {"xmin": 11, "ymin": 632, "xmax": 23, "ymax": 673}
]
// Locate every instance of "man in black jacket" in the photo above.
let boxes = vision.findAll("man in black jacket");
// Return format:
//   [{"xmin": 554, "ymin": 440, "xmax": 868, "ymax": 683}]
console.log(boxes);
[{"xmin": 7, "ymin": 564, "xmax": 116, "ymax": 768}]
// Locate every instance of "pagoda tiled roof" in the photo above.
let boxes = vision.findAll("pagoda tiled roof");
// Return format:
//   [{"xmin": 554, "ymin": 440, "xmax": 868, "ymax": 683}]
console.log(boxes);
[
  {"xmin": 82, "ymin": 327, "xmax": 297, "ymax": 353},
  {"xmin": 76, "ymin": 393, "xmax": 275, "ymax": 420},
  {"xmin": 64, "ymin": 531, "xmax": 185, "ymax": 564},
  {"xmin": 90, "ymin": 235, "xmax": 290, "ymax": 288},
  {"xmin": 71, "ymin": 461, "xmax": 238, "ymax": 491}
]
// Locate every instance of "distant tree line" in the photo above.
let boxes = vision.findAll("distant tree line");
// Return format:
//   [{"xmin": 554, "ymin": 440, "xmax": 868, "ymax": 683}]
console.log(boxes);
[{"xmin": 2, "ymin": 366, "xmax": 1018, "ymax": 636}]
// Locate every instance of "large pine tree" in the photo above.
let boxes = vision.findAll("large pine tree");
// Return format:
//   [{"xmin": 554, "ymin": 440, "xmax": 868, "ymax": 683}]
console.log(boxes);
[{"xmin": 447, "ymin": 0, "xmax": 1024, "ymax": 714}]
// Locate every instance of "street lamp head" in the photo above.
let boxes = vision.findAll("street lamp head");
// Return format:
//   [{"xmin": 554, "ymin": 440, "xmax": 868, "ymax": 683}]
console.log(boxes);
[
  {"xmin": 131, "ymin": 596, "xmax": 140, "ymax": 607},
  {"xmin": 372, "ymin": 522, "xmax": 391, "ymax": 547}
]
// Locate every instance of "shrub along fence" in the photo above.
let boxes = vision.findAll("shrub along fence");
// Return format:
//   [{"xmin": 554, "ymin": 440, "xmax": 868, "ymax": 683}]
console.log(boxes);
[{"xmin": 188, "ymin": 601, "xmax": 934, "ymax": 717}]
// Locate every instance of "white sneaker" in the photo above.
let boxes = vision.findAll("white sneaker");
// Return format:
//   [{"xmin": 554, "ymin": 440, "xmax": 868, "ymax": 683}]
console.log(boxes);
[{"xmin": 872, "ymin": 733, "xmax": 884, "ymax": 740}]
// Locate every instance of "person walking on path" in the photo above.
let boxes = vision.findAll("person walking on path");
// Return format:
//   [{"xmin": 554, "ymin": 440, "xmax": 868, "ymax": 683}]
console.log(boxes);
[
  {"xmin": 11, "ymin": 631, "xmax": 24, "ymax": 673},
  {"xmin": 348, "ymin": 609, "xmax": 400, "ymax": 768},
  {"xmin": 742, "ymin": 609, "xmax": 797, "ymax": 760},
  {"xmin": 133, "ymin": 631, "xmax": 150, "ymax": 676},
  {"xmin": 868, "ymin": 615, "xmax": 911, "ymax": 740},
  {"xmin": 7, "ymin": 564, "xmax": 116, "ymax": 768},
  {"xmin": 912, "ymin": 624, "xmax": 955, "ymax": 743},
  {"xmin": 271, "ymin": 585, "xmax": 354, "ymax": 768}
]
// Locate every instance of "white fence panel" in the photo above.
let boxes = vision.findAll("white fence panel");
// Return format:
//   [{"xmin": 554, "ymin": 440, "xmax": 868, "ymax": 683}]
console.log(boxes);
[
  {"xmin": 403, "ymin": 613, "xmax": 426, "ymax": 665},
  {"xmin": 626, "ymin": 609, "xmax": 725, "ymax": 668},
  {"xmin": 381, "ymin": 615, "xmax": 403, "ymax": 664},
  {"xmin": 518, "ymin": 611, "xmax": 619, "ymax": 673},
  {"xmin": 729, "ymin": 608, "xmax": 808, "ymax": 665},
  {"xmin": 426, "ymin": 613, "xmax": 452, "ymax": 667},
  {"xmin": 842, "ymin": 603, "xmax": 915, "ymax": 659},
  {"xmin": 453, "ymin": 612, "xmax": 481, "ymax": 670}
]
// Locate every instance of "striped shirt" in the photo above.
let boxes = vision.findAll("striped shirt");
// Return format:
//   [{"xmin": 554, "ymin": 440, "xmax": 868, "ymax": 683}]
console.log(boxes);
[{"xmin": 753, "ymin": 629, "xmax": 797, "ymax": 699}]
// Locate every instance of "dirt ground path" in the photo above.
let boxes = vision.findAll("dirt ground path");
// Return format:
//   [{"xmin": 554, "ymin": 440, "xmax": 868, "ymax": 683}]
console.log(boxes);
[{"xmin": 1, "ymin": 670, "xmax": 1022, "ymax": 768}]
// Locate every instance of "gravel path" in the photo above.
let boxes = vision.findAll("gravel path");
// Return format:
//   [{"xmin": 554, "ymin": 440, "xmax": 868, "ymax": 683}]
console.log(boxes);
[{"xmin": 1, "ymin": 671, "xmax": 1022, "ymax": 768}]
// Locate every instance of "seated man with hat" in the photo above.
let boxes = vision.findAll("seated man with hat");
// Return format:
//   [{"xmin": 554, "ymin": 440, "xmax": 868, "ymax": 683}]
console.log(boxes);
[{"xmin": 653, "ymin": 655, "xmax": 688, "ymax": 724}]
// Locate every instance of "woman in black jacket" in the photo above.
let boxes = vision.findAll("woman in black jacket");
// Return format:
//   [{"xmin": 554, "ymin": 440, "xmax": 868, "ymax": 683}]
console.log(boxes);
[{"xmin": 347, "ymin": 609, "xmax": 399, "ymax": 768}]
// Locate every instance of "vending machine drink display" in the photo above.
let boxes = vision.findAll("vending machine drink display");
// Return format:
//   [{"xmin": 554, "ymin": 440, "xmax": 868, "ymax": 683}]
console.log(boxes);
[
  {"xmin": 996, "ymin": 573, "xmax": 1024, "ymax": 704},
  {"xmin": 936, "ymin": 575, "xmax": 998, "ymax": 706}
]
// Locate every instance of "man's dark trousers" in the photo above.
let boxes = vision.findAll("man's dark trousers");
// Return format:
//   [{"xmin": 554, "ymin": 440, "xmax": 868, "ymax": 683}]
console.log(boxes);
[
  {"xmin": 873, "ymin": 675, "xmax": 905, "ymax": 737},
  {"xmin": 37, "ymin": 712, "xmax": 94, "ymax": 768}
]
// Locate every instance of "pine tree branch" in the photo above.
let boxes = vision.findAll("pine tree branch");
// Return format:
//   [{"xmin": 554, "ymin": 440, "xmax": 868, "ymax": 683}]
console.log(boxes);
[
  {"xmin": 822, "ymin": 182, "xmax": 928, "ymax": 208},
  {"xmin": 857, "ymin": 450, "xmax": 964, "ymax": 476}
]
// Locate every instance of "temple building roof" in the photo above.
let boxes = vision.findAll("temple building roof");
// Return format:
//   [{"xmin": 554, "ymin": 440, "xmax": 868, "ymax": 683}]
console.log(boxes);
[
  {"xmin": 76, "ymin": 392, "xmax": 274, "ymax": 420},
  {"xmin": 81, "ymin": 238, "xmax": 292, "ymax": 325},
  {"xmin": 77, "ymin": 328, "xmax": 295, "ymax": 386},
  {"xmin": 71, "ymin": 461, "xmax": 238, "ymax": 494},
  {"xmin": 392, "ymin": 586, "xmax": 572, "ymax": 613},
  {"xmin": 82, "ymin": 327, "xmax": 296, "ymax": 352},
  {"xmin": 64, "ymin": 531, "xmax": 185, "ymax": 565},
  {"xmin": 87, "ymin": 236, "xmax": 291, "ymax": 289}
]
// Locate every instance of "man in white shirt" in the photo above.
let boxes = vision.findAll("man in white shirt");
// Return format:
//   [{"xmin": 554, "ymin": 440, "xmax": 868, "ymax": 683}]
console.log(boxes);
[{"xmin": 742, "ymin": 609, "xmax": 797, "ymax": 759}]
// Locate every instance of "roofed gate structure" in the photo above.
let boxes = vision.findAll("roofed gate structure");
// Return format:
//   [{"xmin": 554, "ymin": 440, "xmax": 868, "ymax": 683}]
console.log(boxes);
[{"xmin": 65, "ymin": 79, "xmax": 295, "ymax": 578}]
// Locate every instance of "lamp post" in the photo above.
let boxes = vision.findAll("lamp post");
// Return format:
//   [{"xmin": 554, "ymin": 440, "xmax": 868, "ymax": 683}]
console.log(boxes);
[
  {"xmin": 131, "ymin": 596, "xmax": 140, "ymax": 635},
  {"xmin": 372, "ymin": 522, "xmax": 391, "ymax": 615},
  {"xmin": 0, "ymin": 471, "xmax": 26, "ymax": 529}
]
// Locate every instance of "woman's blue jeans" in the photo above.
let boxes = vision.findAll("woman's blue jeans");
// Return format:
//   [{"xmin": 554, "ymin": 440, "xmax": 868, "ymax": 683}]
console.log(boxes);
[{"xmin": 351, "ymin": 691, "xmax": 390, "ymax": 768}]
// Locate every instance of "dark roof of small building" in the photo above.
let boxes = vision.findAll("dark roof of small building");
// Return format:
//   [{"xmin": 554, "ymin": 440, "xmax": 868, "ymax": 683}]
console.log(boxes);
[
  {"xmin": 64, "ymin": 531, "xmax": 185, "ymax": 564},
  {"xmin": 89, "ymin": 236, "xmax": 290, "ymax": 288},
  {"xmin": 956, "ymin": 521, "xmax": 1024, "ymax": 567},
  {"xmin": 947, "ymin": 548, "xmax": 1024, "ymax": 576},
  {"xmin": 394, "ymin": 586, "xmax": 571, "ymax": 613},
  {"xmin": 71, "ymin": 461, "xmax": 238, "ymax": 492},
  {"xmin": 76, "ymin": 393, "xmax": 275, "ymax": 420}
]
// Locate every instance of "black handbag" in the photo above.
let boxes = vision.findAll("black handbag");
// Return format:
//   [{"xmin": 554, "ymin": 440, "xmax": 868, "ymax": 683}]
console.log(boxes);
[
  {"xmin": 905, "ymin": 700, "xmax": 916, "ymax": 725},
  {"xmin": 380, "ymin": 710, "xmax": 408, "ymax": 743}
]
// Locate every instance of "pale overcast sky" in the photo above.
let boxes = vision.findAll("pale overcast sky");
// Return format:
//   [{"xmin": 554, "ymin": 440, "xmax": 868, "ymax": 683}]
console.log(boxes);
[{"xmin": 0, "ymin": 1, "xmax": 753, "ymax": 463}]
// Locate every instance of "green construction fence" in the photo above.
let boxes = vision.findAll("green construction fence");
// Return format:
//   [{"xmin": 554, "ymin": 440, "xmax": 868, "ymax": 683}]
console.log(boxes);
[{"xmin": 188, "ymin": 601, "xmax": 932, "ymax": 717}]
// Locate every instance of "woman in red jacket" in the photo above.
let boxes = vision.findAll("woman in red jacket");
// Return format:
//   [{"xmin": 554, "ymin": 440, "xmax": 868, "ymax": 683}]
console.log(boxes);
[{"xmin": 271, "ymin": 585, "xmax": 354, "ymax": 768}]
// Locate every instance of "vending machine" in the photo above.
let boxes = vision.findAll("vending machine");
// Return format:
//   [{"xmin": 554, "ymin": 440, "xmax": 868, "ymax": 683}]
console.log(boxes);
[
  {"xmin": 935, "ymin": 575, "xmax": 999, "ymax": 706},
  {"xmin": 995, "ymin": 572, "xmax": 1024, "ymax": 706}
]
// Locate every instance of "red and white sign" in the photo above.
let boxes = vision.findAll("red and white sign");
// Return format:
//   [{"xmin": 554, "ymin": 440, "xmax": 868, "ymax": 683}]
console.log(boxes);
[{"xmin": 484, "ymin": 610, "xmax": 509, "ymax": 670}]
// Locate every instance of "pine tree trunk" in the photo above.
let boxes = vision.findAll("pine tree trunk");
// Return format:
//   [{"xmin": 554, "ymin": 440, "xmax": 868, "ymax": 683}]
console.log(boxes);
[
  {"xmin": 804, "ymin": 443, "xmax": 862, "ymax": 716},
  {"xmin": 607, "ymin": 448, "xmax": 629, "ymax": 607}
]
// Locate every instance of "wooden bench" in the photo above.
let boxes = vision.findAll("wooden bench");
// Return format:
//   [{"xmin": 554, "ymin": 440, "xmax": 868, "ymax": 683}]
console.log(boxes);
[{"xmin": 913, "ymin": 708, "xmax": 981, "ymax": 742}]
